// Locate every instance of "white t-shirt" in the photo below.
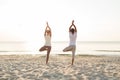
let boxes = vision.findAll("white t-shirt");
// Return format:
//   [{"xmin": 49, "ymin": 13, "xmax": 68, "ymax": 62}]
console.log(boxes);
[
  {"xmin": 69, "ymin": 32, "xmax": 77, "ymax": 45},
  {"xmin": 44, "ymin": 35, "xmax": 51, "ymax": 46}
]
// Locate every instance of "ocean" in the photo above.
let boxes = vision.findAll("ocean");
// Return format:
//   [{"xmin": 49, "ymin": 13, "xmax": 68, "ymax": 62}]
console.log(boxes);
[{"xmin": 0, "ymin": 41, "xmax": 120, "ymax": 56}]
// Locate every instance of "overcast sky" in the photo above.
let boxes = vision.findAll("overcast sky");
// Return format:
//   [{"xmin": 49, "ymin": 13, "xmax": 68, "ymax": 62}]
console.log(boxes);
[{"xmin": 0, "ymin": 0, "xmax": 120, "ymax": 42}]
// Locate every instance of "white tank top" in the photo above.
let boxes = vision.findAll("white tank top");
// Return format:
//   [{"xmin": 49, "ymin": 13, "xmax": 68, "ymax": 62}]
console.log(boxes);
[
  {"xmin": 69, "ymin": 32, "xmax": 77, "ymax": 45},
  {"xmin": 44, "ymin": 35, "xmax": 51, "ymax": 46}
]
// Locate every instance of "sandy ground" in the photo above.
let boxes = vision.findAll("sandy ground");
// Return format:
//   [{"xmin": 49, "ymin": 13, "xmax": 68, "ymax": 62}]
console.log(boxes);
[{"xmin": 0, "ymin": 54, "xmax": 120, "ymax": 80}]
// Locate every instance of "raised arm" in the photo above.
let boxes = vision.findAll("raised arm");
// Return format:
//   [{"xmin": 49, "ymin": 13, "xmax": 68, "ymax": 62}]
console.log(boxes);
[
  {"xmin": 46, "ymin": 22, "xmax": 51, "ymax": 30},
  {"xmin": 44, "ymin": 22, "xmax": 52, "ymax": 37},
  {"xmin": 69, "ymin": 20, "xmax": 74, "ymax": 32},
  {"xmin": 69, "ymin": 20, "xmax": 77, "ymax": 32},
  {"xmin": 69, "ymin": 25, "xmax": 72, "ymax": 32},
  {"xmin": 49, "ymin": 29, "xmax": 52, "ymax": 37},
  {"xmin": 44, "ymin": 27, "xmax": 47, "ymax": 36},
  {"xmin": 47, "ymin": 26, "xmax": 52, "ymax": 37},
  {"xmin": 47, "ymin": 22, "xmax": 51, "ymax": 36},
  {"xmin": 72, "ymin": 24, "xmax": 77, "ymax": 32},
  {"xmin": 44, "ymin": 22, "xmax": 48, "ymax": 36}
]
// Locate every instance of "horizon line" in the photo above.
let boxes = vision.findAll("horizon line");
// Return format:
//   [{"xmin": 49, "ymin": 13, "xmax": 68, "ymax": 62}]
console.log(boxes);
[{"xmin": 0, "ymin": 41, "xmax": 120, "ymax": 42}]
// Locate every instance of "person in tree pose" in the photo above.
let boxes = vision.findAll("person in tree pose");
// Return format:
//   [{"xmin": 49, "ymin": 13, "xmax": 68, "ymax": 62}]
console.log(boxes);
[
  {"xmin": 39, "ymin": 22, "xmax": 52, "ymax": 64},
  {"xmin": 63, "ymin": 20, "xmax": 77, "ymax": 65}
]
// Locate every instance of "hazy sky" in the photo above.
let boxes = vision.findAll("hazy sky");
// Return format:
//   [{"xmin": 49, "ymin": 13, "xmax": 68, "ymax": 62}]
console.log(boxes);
[{"xmin": 0, "ymin": 0, "xmax": 120, "ymax": 42}]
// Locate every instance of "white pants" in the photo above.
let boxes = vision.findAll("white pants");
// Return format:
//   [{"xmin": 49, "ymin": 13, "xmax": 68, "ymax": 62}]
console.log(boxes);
[{"xmin": 63, "ymin": 45, "xmax": 76, "ymax": 58}]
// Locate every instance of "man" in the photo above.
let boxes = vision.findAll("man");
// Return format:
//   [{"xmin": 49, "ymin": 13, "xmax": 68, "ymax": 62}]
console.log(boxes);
[{"xmin": 63, "ymin": 20, "xmax": 77, "ymax": 65}]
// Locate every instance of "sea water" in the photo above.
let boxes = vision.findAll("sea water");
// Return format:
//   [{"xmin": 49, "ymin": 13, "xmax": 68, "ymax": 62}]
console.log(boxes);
[{"xmin": 0, "ymin": 41, "xmax": 120, "ymax": 56}]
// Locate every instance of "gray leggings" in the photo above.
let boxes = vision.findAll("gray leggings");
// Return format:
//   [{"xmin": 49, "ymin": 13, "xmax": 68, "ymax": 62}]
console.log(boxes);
[{"xmin": 63, "ymin": 45, "xmax": 76, "ymax": 58}]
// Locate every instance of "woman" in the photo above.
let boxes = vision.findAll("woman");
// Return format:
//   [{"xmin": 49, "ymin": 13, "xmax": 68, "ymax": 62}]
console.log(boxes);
[
  {"xmin": 39, "ymin": 22, "xmax": 52, "ymax": 64},
  {"xmin": 63, "ymin": 20, "xmax": 77, "ymax": 65}
]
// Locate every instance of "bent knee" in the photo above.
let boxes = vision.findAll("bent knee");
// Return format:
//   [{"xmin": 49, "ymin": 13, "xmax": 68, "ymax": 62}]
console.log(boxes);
[
  {"xmin": 63, "ymin": 48, "xmax": 67, "ymax": 52},
  {"xmin": 39, "ymin": 49, "xmax": 42, "ymax": 51},
  {"xmin": 39, "ymin": 48, "xmax": 44, "ymax": 51}
]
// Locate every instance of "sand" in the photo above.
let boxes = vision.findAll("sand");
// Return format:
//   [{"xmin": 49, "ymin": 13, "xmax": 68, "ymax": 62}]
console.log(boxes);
[{"xmin": 0, "ymin": 54, "xmax": 120, "ymax": 80}]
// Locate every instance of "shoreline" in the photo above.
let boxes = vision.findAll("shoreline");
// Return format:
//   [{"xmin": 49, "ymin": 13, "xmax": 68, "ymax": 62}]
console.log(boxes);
[{"xmin": 0, "ymin": 52, "xmax": 120, "ymax": 57}]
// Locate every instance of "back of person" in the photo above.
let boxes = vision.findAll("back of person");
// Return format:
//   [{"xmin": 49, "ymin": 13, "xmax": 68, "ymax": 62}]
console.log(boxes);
[
  {"xmin": 69, "ymin": 32, "xmax": 77, "ymax": 46},
  {"xmin": 63, "ymin": 20, "xmax": 77, "ymax": 65}
]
